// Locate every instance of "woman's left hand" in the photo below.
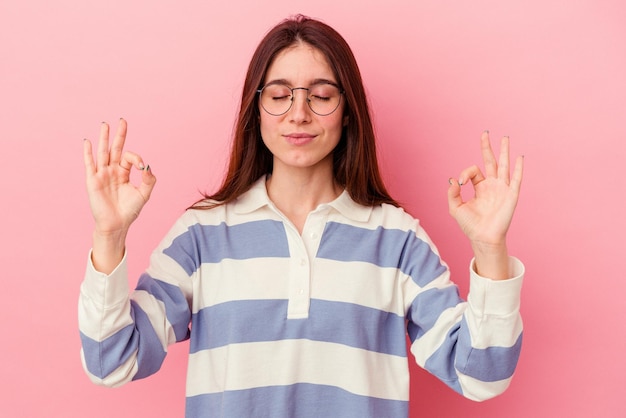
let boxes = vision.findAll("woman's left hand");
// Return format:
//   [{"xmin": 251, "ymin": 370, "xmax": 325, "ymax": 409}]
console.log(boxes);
[{"xmin": 447, "ymin": 131, "xmax": 524, "ymax": 260}]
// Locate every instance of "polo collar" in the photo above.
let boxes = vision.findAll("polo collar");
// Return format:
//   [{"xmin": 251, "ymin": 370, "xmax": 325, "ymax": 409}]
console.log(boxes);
[{"xmin": 233, "ymin": 175, "xmax": 373, "ymax": 223}]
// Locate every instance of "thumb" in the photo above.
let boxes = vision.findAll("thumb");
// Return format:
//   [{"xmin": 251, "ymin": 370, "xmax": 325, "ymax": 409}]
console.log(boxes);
[
  {"xmin": 447, "ymin": 177, "xmax": 463, "ymax": 215},
  {"xmin": 138, "ymin": 165, "xmax": 157, "ymax": 202}
]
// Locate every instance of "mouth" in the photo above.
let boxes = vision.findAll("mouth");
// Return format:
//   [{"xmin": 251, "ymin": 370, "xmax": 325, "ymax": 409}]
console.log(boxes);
[{"xmin": 284, "ymin": 133, "xmax": 316, "ymax": 145}]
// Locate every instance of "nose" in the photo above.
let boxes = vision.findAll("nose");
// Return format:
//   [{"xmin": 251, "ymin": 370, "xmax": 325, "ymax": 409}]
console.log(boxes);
[{"xmin": 289, "ymin": 88, "xmax": 312, "ymax": 122}]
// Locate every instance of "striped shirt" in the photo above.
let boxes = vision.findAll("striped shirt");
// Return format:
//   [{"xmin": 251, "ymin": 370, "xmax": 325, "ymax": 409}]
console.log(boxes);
[{"xmin": 79, "ymin": 176, "xmax": 524, "ymax": 418}]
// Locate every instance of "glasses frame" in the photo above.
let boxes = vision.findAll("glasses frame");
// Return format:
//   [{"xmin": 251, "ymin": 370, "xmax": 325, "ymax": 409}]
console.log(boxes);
[{"xmin": 257, "ymin": 82, "xmax": 345, "ymax": 116}]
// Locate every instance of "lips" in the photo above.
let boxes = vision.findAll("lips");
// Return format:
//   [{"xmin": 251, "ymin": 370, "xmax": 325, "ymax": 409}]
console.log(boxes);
[{"xmin": 284, "ymin": 133, "xmax": 316, "ymax": 145}]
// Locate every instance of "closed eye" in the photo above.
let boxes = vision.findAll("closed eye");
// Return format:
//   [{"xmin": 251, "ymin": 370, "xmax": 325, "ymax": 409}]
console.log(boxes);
[{"xmin": 310, "ymin": 95, "xmax": 331, "ymax": 101}]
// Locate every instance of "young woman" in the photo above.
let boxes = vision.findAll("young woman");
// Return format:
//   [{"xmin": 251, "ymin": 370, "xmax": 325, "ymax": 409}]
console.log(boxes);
[{"xmin": 80, "ymin": 15, "xmax": 524, "ymax": 418}]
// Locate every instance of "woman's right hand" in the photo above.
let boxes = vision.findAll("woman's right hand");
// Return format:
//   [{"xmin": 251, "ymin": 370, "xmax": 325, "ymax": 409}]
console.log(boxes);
[{"xmin": 83, "ymin": 119, "xmax": 156, "ymax": 272}]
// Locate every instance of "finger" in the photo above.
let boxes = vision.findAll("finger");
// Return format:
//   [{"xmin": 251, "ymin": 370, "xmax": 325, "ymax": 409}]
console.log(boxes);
[
  {"xmin": 458, "ymin": 165, "xmax": 485, "ymax": 187},
  {"xmin": 510, "ymin": 155, "xmax": 524, "ymax": 194},
  {"xmin": 481, "ymin": 130, "xmax": 498, "ymax": 178},
  {"xmin": 97, "ymin": 122, "xmax": 110, "ymax": 169},
  {"xmin": 498, "ymin": 136, "xmax": 511, "ymax": 183},
  {"xmin": 110, "ymin": 118, "xmax": 127, "ymax": 165},
  {"xmin": 83, "ymin": 139, "xmax": 96, "ymax": 176},
  {"xmin": 119, "ymin": 150, "xmax": 146, "ymax": 171}
]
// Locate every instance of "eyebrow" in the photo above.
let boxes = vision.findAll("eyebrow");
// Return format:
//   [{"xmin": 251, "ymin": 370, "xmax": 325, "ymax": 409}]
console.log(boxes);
[{"xmin": 264, "ymin": 78, "xmax": 340, "ymax": 88}]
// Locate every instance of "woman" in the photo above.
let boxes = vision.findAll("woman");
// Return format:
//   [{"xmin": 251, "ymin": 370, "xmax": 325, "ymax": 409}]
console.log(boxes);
[{"xmin": 80, "ymin": 15, "xmax": 524, "ymax": 418}]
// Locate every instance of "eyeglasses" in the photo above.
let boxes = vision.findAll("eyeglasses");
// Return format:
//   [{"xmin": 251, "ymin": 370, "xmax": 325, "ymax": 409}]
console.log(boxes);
[{"xmin": 257, "ymin": 82, "xmax": 344, "ymax": 116}]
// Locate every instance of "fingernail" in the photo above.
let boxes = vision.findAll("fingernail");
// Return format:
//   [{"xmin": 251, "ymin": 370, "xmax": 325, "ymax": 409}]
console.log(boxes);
[
  {"xmin": 484, "ymin": 129, "xmax": 489, "ymax": 134},
  {"xmin": 448, "ymin": 178, "xmax": 453, "ymax": 185},
  {"xmin": 146, "ymin": 165, "xmax": 151, "ymax": 172}
]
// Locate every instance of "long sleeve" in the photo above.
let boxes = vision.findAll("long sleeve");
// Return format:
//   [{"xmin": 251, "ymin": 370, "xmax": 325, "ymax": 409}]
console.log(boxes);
[
  {"xmin": 78, "ymin": 221, "xmax": 193, "ymax": 387},
  {"xmin": 407, "ymin": 254, "xmax": 524, "ymax": 401}
]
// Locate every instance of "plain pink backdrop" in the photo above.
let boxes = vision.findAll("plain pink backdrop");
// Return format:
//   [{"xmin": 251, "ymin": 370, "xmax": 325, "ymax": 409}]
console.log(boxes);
[{"xmin": 1, "ymin": 1, "xmax": 624, "ymax": 417}]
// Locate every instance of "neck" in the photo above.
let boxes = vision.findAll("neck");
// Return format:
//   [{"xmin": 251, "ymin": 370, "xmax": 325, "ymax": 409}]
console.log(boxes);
[{"xmin": 266, "ymin": 164, "xmax": 341, "ymax": 232}]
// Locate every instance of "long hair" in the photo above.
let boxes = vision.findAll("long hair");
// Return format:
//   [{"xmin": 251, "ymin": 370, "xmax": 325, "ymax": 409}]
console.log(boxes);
[{"xmin": 192, "ymin": 15, "xmax": 398, "ymax": 209}]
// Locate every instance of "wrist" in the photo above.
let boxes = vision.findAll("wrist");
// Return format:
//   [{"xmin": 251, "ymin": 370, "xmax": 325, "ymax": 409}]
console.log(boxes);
[
  {"xmin": 470, "ymin": 242, "xmax": 510, "ymax": 280},
  {"xmin": 91, "ymin": 229, "xmax": 128, "ymax": 274}
]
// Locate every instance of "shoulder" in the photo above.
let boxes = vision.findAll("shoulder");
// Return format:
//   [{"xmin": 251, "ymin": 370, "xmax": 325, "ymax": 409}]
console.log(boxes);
[{"xmin": 369, "ymin": 202, "xmax": 422, "ymax": 232}]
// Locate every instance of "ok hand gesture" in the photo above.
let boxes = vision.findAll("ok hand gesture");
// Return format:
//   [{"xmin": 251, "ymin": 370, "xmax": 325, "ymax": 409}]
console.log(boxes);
[
  {"xmin": 447, "ymin": 131, "xmax": 524, "ymax": 279},
  {"xmin": 83, "ymin": 119, "xmax": 156, "ymax": 272}
]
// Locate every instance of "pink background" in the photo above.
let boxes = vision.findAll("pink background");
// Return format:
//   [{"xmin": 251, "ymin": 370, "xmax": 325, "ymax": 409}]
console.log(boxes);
[{"xmin": 1, "ymin": 1, "xmax": 624, "ymax": 417}]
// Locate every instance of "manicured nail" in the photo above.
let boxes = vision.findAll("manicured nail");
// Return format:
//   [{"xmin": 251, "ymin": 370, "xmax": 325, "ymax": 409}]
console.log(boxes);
[
  {"xmin": 448, "ymin": 178, "xmax": 453, "ymax": 185},
  {"xmin": 146, "ymin": 165, "xmax": 151, "ymax": 172}
]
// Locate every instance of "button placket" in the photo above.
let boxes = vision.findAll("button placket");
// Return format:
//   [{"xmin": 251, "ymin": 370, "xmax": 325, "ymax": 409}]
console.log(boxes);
[
  {"xmin": 281, "ymin": 206, "xmax": 329, "ymax": 320},
  {"xmin": 284, "ymin": 227, "xmax": 311, "ymax": 319}
]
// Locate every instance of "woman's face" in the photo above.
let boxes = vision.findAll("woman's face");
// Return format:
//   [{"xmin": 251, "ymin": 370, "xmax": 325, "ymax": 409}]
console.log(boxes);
[{"xmin": 259, "ymin": 43, "xmax": 345, "ymax": 176}]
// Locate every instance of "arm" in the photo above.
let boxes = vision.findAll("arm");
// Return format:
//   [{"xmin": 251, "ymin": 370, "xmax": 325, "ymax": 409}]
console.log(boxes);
[
  {"xmin": 80, "ymin": 119, "xmax": 171, "ymax": 386},
  {"xmin": 407, "ymin": 131, "xmax": 524, "ymax": 399}
]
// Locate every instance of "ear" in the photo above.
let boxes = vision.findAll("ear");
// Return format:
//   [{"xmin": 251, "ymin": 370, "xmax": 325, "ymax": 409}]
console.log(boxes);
[{"xmin": 343, "ymin": 115, "xmax": 349, "ymax": 127}]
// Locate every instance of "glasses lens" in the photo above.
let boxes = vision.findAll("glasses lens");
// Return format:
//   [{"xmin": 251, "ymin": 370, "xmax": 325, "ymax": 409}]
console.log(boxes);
[
  {"xmin": 308, "ymin": 84, "xmax": 341, "ymax": 116},
  {"xmin": 260, "ymin": 84, "xmax": 342, "ymax": 116},
  {"xmin": 260, "ymin": 84, "xmax": 292, "ymax": 115}
]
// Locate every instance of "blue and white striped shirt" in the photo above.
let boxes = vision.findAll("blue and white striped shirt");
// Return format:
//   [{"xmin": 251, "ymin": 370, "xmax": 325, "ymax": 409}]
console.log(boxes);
[{"xmin": 79, "ymin": 176, "xmax": 524, "ymax": 417}]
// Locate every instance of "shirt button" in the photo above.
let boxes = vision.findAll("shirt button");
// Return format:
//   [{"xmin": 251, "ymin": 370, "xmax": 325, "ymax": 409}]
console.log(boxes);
[{"xmin": 310, "ymin": 232, "xmax": 318, "ymax": 240}]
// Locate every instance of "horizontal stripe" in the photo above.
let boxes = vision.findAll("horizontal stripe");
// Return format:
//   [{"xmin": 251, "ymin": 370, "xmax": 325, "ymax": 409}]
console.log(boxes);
[
  {"xmin": 192, "ymin": 258, "xmax": 291, "ymax": 310},
  {"xmin": 135, "ymin": 273, "xmax": 190, "ymax": 342},
  {"xmin": 457, "ymin": 372, "xmax": 513, "ymax": 401},
  {"xmin": 463, "ymin": 309, "xmax": 524, "ymax": 349},
  {"xmin": 423, "ymin": 322, "xmax": 464, "ymax": 394},
  {"xmin": 317, "ymin": 222, "xmax": 447, "ymax": 287},
  {"xmin": 163, "ymin": 220, "xmax": 290, "ymax": 276},
  {"xmin": 456, "ymin": 317, "xmax": 523, "ymax": 382},
  {"xmin": 409, "ymin": 302, "xmax": 467, "ymax": 368},
  {"xmin": 186, "ymin": 383, "xmax": 408, "ymax": 418},
  {"xmin": 131, "ymin": 300, "xmax": 167, "ymax": 380},
  {"xmin": 80, "ymin": 324, "xmax": 138, "ymax": 380},
  {"xmin": 310, "ymin": 259, "xmax": 406, "ymax": 315},
  {"xmin": 79, "ymin": 302, "xmax": 166, "ymax": 381},
  {"xmin": 193, "ymin": 257, "xmax": 409, "ymax": 316},
  {"xmin": 407, "ymin": 285, "xmax": 462, "ymax": 342},
  {"xmin": 422, "ymin": 316, "xmax": 523, "ymax": 392},
  {"xmin": 189, "ymin": 298, "xmax": 407, "ymax": 356},
  {"xmin": 186, "ymin": 339, "xmax": 409, "ymax": 401}
]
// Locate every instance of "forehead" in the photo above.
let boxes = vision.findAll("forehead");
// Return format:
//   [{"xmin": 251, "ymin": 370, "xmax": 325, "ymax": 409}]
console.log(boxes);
[{"xmin": 265, "ymin": 42, "xmax": 336, "ymax": 84}]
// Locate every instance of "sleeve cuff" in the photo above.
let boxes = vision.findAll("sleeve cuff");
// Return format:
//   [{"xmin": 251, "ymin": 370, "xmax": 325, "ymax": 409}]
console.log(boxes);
[
  {"xmin": 468, "ymin": 256, "xmax": 524, "ymax": 316},
  {"xmin": 81, "ymin": 249, "xmax": 130, "ymax": 307}
]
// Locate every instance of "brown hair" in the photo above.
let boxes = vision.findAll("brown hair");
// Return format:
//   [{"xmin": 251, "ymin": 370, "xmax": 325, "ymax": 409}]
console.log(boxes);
[{"xmin": 192, "ymin": 15, "xmax": 398, "ymax": 209}]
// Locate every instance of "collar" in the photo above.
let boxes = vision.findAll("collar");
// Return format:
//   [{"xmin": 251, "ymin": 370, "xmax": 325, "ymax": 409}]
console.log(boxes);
[{"xmin": 233, "ymin": 176, "xmax": 373, "ymax": 223}]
